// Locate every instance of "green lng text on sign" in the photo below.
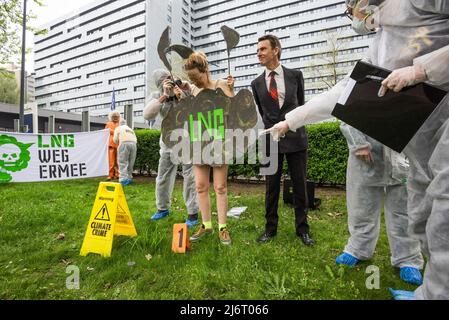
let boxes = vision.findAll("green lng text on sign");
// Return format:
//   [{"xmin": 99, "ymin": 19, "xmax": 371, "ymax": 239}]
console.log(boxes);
[
  {"xmin": 189, "ymin": 108, "xmax": 225, "ymax": 142},
  {"xmin": 38, "ymin": 134, "xmax": 75, "ymax": 148}
]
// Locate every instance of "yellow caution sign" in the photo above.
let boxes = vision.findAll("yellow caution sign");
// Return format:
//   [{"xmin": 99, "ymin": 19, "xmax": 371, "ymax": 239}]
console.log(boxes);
[{"xmin": 80, "ymin": 182, "xmax": 137, "ymax": 257}]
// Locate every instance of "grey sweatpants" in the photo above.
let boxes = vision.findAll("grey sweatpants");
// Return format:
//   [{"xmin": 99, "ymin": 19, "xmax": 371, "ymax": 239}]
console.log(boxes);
[
  {"xmin": 155, "ymin": 150, "xmax": 199, "ymax": 216},
  {"xmin": 118, "ymin": 142, "xmax": 137, "ymax": 182}
]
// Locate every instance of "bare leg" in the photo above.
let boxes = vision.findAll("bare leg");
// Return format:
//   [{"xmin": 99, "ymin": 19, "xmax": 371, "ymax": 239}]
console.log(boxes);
[
  {"xmin": 193, "ymin": 165, "xmax": 211, "ymax": 223},
  {"xmin": 213, "ymin": 165, "xmax": 228, "ymax": 225}
]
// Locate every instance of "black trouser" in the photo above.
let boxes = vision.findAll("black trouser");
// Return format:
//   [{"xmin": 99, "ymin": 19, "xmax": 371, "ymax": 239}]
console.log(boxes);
[{"xmin": 265, "ymin": 150, "xmax": 309, "ymax": 235}]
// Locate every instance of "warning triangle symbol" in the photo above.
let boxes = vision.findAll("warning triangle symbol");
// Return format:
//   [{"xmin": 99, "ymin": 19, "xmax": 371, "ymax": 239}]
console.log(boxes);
[
  {"xmin": 94, "ymin": 203, "xmax": 111, "ymax": 221},
  {"xmin": 117, "ymin": 204, "xmax": 126, "ymax": 214}
]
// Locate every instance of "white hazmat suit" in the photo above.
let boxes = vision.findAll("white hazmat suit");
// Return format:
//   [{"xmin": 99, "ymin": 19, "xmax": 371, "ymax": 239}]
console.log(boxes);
[{"xmin": 280, "ymin": 0, "xmax": 449, "ymax": 299}]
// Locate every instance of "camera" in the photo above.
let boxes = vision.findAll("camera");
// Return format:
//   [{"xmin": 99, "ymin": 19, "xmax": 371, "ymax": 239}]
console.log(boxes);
[{"xmin": 168, "ymin": 78, "xmax": 183, "ymax": 87}]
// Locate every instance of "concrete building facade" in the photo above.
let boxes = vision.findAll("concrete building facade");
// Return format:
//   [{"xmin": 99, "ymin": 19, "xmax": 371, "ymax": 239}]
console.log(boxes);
[
  {"xmin": 34, "ymin": 0, "xmax": 375, "ymax": 123},
  {"xmin": 34, "ymin": 0, "xmax": 187, "ymax": 123},
  {"xmin": 192, "ymin": 0, "xmax": 374, "ymax": 100}
]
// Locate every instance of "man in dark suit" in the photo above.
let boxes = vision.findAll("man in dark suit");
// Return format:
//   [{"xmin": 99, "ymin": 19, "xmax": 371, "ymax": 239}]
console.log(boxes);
[{"xmin": 251, "ymin": 34, "xmax": 314, "ymax": 246}]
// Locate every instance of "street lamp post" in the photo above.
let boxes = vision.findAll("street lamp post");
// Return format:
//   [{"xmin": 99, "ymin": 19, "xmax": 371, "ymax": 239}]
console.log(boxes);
[{"xmin": 19, "ymin": 0, "xmax": 27, "ymax": 133}]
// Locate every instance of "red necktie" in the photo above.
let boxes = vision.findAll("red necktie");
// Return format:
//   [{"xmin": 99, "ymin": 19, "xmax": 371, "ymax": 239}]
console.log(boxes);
[{"xmin": 269, "ymin": 71, "xmax": 279, "ymax": 105}]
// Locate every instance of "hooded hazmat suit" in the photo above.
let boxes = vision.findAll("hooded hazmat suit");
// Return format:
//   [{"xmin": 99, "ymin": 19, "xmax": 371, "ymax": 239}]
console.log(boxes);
[
  {"xmin": 143, "ymin": 69, "xmax": 199, "ymax": 217},
  {"xmin": 282, "ymin": 0, "xmax": 449, "ymax": 299}
]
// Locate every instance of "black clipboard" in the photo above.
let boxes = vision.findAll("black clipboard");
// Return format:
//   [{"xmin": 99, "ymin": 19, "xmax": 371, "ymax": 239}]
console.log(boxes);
[{"xmin": 331, "ymin": 61, "xmax": 447, "ymax": 153}]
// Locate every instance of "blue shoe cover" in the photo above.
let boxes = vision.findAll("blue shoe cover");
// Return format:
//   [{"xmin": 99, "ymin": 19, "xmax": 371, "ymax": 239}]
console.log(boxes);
[
  {"xmin": 389, "ymin": 288, "xmax": 415, "ymax": 300},
  {"xmin": 151, "ymin": 209, "xmax": 169, "ymax": 220},
  {"xmin": 400, "ymin": 267, "xmax": 423, "ymax": 286},
  {"xmin": 185, "ymin": 218, "xmax": 199, "ymax": 228},
  {"xmin": 335, "ymin": 252, "xmax": 360, "ymax": 267}
]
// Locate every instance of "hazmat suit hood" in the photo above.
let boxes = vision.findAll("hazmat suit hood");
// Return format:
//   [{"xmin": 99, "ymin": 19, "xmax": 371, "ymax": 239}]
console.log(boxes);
[{"xmin": 152, "ymin": 69, "xmax": 171, "ymax": 91}]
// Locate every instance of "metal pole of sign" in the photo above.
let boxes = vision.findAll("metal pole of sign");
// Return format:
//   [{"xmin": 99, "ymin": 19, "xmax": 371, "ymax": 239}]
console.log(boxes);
[
  {"xmin": 14, "ymin": 119, "xmax": 28, "ymax": 133},
  {"xmin": 81, "ymin": 111, "xmax": 90, "ymax": 132},
  {"xmin": 48, "ymin": 115, "xmax": 55, "ymax": 133},
  {"xmin": 14, "ymin": 119, "xmax": 20, "ymax": 133},
  {"xmin": 19, "ymin": 0, "xmax": 28, "ymax": 133}
]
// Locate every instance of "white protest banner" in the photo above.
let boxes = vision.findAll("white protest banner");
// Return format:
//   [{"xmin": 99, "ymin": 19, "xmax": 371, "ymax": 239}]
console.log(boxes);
[{"xmin": 0, "ymin": 130, "xmax": 109, "ymax": 183}]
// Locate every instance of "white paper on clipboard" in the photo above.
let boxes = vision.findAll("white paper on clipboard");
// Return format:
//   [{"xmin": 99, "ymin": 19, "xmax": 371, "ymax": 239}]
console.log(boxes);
[{"xmin": 337, "ymin": 78, "xmax": 357, "ymax": 106}]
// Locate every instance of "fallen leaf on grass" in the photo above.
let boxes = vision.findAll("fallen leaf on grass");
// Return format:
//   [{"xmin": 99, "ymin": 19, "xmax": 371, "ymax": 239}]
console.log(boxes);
[
  {"xmin": 326, "ymin": 212, "xmax": 344, "ymax": 218},
  {"xmin": 334, "ymin": 212, "xmax": 344, "ymax": 217},
  {"xmin": 56, "ymin": 233, "xmax": 65, "ymax": 240},
  {"xmin": 87, "ymin": 267, "xmax": 94, "ymax": 271},
  {"xmin": 145, "ymin": 254, "xmax": 153, "ymax": 261},
  {"xmin": 61, "ymin": 259, "xmax": 72, "ymax": 266}
]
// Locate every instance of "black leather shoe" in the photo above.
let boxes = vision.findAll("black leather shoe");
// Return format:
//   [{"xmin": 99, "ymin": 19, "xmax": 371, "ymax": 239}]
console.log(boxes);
[
  {"xmin": 257, "ymin": 232, "xmax": 276, "ymax": 244},
  {"xmin": 298, "ymin": 233, "xmax": 315, "ymax": 246}
]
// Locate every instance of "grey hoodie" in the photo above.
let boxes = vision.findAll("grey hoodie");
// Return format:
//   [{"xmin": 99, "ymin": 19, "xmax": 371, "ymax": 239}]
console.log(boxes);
[{"xmin": 143, "ymin": 69, "xmax": 171, "ymax": 121}]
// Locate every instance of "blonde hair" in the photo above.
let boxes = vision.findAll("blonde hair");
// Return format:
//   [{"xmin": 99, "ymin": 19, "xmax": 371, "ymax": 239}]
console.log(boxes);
[
  {"xmin": 184, "ymin": 51, "xmax": 209, "ymax": 73},
  {"xmin": 109, "ymin": 111, "xmax": 121, "ymax": 122}
]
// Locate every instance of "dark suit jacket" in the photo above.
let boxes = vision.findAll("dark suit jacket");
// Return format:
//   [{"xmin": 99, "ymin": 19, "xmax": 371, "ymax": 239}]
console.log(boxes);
[{"xmin": 251, "ymin": 66, "xmax": 308, "ymax": 153}]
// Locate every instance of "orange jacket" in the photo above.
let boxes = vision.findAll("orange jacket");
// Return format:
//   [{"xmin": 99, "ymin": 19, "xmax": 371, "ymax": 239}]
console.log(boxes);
[{"xmin": 105, "ymin": 121, "xmax": 120, "ymax": 148}]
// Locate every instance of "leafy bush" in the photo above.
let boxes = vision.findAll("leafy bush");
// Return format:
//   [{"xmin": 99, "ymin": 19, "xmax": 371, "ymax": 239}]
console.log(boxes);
[
  {"xmin": 134, "ymin": 129, "xmax": 161, "ymax": 175},
  {"xmin": 305, "ymin": 121, "xmax": 348, "ymax": 185}
]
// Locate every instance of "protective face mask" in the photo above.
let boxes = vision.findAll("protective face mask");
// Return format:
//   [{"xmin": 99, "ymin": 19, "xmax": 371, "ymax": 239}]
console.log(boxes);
[{"xmin": 352, "ymin": 16, "xmax": 372, "ymax": 35}]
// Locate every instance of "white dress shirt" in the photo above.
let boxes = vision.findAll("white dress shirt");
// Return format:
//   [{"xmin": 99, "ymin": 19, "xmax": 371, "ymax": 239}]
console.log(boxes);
[{"xmin": 265, "ymin": 64, "xmax": 286, "ymax": 108}]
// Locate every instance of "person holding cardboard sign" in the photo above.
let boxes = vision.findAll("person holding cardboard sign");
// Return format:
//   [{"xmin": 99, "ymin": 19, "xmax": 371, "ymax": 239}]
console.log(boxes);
[
  {"xmin": 144, "ymin": 69, "xmax": 200, "ymax": 228},
  {"xmin": 113, "ymin": 119, "xmax": 137, "ymax": 186},
  {"xmin": 105, "ymin": 111, "xmax": 121, "ymax": 181},
  {"xmin": 180, "ymin": 52, "xmax": 235, "ymax": 245}
]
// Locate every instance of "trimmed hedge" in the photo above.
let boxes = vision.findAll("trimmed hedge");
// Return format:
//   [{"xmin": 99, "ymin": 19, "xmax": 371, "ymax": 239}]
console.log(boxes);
[
  {"xmin": 134, "ymin": 129, "xmax": 161, "ymax": 175},
  {"xmin": 134, "ymin": 121, "xmax": 348, "ymax": 185},
  {"xmin": 305, "ymin": 121, "xmax": 348, "ymax": 185}
]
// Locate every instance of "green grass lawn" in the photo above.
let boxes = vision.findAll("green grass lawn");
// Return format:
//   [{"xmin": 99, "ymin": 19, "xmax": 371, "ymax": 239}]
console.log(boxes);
[{"xmin": 0, "ymin": 177, "xmax": 417, "ymax": 300}]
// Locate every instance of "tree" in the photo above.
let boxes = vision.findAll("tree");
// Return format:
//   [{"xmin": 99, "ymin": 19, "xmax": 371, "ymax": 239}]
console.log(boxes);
[
  {"xmin": 306, "ymin": 30, "xmax": 348, "ymax": 89},
  {"xmin": 0, "ymin": 0, "xmax": 45, "ymax": 66},
  {"xmin": 0, "ymin": 72, "xmax": 20, "ymax": 104}
]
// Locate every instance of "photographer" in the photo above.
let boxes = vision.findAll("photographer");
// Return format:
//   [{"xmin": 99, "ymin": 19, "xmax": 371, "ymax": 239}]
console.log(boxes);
[{"xmin": 143, "ymin": 69, "xmax": 200, "ymax": 227}]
